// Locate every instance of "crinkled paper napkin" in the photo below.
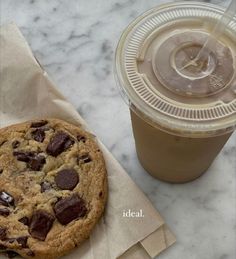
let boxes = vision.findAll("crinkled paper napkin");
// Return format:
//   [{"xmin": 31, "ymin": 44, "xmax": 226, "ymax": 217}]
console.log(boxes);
[{"xmin": 0, "ymin": 23, "xmax": 175, "ymax": 259}]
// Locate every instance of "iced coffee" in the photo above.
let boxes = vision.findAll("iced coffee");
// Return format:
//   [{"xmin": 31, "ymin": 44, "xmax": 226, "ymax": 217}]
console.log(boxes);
[{"xmin": 115, "ymin": 2, "xmax": 236, "ymax": 183}]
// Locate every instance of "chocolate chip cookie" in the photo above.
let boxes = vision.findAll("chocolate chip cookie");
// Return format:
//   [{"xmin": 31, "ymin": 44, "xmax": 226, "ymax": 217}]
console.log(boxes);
[{"xmin": 0, "ymin": 119, "xmax": 107, "ymax": 259}]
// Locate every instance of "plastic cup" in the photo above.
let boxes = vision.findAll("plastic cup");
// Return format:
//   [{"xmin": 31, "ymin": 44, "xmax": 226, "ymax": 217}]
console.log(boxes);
[{"xmin": 115, "ymin": 2, "xmax": 236, "ymax": 183}]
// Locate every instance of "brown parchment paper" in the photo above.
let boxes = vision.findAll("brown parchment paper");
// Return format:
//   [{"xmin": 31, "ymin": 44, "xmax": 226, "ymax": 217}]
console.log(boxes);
[{"xmin": 0, "ymin": 23, "xmax": 175, "ymax": 259}]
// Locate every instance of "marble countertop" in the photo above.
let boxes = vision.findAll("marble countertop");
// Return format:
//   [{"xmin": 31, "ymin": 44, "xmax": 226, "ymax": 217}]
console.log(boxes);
[{"xmin": 1, "ymin": 0, "xmax": 235, "ymax": 258}]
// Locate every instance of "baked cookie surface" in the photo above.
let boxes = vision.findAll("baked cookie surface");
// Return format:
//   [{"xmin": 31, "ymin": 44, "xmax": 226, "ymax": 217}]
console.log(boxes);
[{"xmin": 0, "ymin": 119, "xmax": 107, "ymax": 259}]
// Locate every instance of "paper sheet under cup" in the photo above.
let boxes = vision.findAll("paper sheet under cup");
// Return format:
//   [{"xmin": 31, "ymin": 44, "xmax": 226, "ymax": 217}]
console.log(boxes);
[{"xmin": 0, "ymin": 23, "xmax": 176, "ymax": 259}]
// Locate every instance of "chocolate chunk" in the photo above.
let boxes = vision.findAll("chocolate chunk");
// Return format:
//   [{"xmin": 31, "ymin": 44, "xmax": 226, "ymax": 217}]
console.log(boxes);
[
  {"xmin": 13, "ymin": 151, "xmax": 35, "ymax": 162},
  {"xmin": 0, "ymin": 169, "xmax": 3, "ymax": 174},
  {"xmin": 6, "ymin": 251, "xmax": 19, "ymax": 258},
  {"xmin": 13, "ymin": 151, "xmax": 45, "ymax": 171},
  {"xmin": 46, "ymin": 131, "xmax": 74, "ymax": 157},
  {"xmin": 16, "ymin": 236, "xmax": 28, "ymax": 248},
  {"xmin": 0, "ymin": 208, "xmax": 10, "ymax": 217},
  {"xmin": 78, "ymin": 154, "xmax": 92, "ymax": 164},
  {"xmin": 5, "ymin": 236, "xmax": 28, "ymax": 248},
  {"xmin": 31, "ymin": 129, "xmax": 45, "ymax": 143},
  {"xmin": 28, "ymin": 155, "xmax": 46, "ymax": 171},
  {"xmin": 18, "ymin": 216, "xmax": 29, "ymax": 226},
  {"xmin": 30, "ymin": 120, "xmax": 48, "ymax": 128},
  {"xmin": 53, "ymin": 194, "xmax": 87, "ymax": 225},
  {"xmin": 77, "ymin": 135, "xmax": 86, "ymax": 143},
  {"xmin": 0, "ymin": 227, "xmax": 7, "ymax": 240},
  {"xmin": 0, "ymin": 191, "xmax": 14, "ymax": 207},
  {"xmin": 29, "ymin": 210, "xmax": 54, "ymax": 241},
  {"xmin": 55, "ymin": 169, "xmax": 79, "ymax": 190},
  {"xmin": 27, "ymin": 250, "xmax": 35, "ymax": 257},
  {"xmin": 40, "ymin": 181, "xmax": 51, "ymax": 193},
  {"xmin": 12, "ymin": 140, "xmax": 20, "ymax": 149}
]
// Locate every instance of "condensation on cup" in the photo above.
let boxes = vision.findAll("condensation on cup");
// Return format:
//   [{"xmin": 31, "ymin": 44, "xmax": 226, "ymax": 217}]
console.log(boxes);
[{"xmin": 115, "ymin": 2, "xmax": 236, "ymax": 183}]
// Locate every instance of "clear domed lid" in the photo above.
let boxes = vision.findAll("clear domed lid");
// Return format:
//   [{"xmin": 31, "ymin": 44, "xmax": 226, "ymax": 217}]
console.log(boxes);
[{"xmin": 115, "ymin": 2, "xmax": 236, "ymax": 136}]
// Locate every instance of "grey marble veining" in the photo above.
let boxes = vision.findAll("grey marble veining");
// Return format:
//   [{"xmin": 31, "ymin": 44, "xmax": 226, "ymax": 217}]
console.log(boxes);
[{"xmin": 0, "ymin": 0, "xmax": 235, "ymax": 258}]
